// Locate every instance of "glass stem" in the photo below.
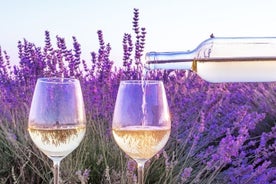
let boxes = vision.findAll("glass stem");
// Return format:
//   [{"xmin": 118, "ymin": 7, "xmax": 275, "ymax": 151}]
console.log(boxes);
[
  {"xmin": 53, "ymin": 160, "xmax": 60, "ymax": 184},
  {"xmin": 137, "ymin": 161, "xmax": 146, "ymax": 184}
]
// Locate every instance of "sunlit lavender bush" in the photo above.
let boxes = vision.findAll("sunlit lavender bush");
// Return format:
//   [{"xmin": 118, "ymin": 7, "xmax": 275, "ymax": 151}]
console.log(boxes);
[{"xmin": 0, "ymin": 8, "xmax": 275, "ymax": 184}]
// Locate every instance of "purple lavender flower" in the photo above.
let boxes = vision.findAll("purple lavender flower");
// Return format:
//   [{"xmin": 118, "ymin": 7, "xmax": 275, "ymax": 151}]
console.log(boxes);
[
  {"xmin": 76, "ymin": 169, "xmax": 90, "ymax": 183},
  {"xmin": 181, "ymin": 167, "xmax": 193, "ymax": 182}
]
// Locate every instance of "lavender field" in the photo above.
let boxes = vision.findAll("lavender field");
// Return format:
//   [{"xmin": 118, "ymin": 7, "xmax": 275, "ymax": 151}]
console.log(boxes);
[{"xmin": 0, "ymin": 9, "xmax": 275, "ymax": 184}]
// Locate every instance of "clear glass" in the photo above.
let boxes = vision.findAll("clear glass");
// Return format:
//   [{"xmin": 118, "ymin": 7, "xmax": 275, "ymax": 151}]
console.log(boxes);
[
  {"xmin": 28, "ymin": 77, "xmax": 86, "ymax": 184},
  {"xmin": 146, "ymin": 37, "xmax": 276, "ymax": 83},
  {"xmin": 112, "ymin": 80, "xmax": 171, "ymax": 184}
]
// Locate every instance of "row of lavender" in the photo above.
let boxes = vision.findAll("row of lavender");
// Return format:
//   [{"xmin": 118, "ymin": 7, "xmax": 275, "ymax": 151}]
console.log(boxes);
[{"xmin": 0, "ymin": 9, "xmax": 275, "ymax": 183}]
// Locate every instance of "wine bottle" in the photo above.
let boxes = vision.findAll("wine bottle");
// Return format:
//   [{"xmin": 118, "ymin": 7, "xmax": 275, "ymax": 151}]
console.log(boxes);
[{"xmin": 145, "ymin": 37, "xmax": 276, "ymax": 83}]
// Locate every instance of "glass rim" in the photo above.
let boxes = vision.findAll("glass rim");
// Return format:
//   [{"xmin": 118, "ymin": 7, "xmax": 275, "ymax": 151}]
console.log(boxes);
[
  {"xmin": 120, "ymin": 80, "xmax": 163, "ymax": 84},
  {"xmin": 37, "ymin": 77, "xmax": 79, "ymax": 84}
]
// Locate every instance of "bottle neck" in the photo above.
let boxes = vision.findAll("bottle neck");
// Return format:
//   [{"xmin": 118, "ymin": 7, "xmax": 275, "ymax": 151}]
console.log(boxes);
[{"xmin": 145, "ymin": 51, "xmax": 195, "ymax": 70}]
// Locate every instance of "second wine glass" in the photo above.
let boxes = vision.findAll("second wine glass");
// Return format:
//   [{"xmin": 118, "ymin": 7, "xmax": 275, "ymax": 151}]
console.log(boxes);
[{"xmin": 112, "ymin": 80, "xmax": 171, "ymax": 184}]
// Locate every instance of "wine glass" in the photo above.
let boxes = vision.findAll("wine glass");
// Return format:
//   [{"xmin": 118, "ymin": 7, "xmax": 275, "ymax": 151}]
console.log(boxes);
[
  {"xmin": 28, "ymin": 78, "xmax": 86, "ymax": 184},
  {"xmin": 112, "ymin": 80, "xmax": 171, "ymax": 184}
]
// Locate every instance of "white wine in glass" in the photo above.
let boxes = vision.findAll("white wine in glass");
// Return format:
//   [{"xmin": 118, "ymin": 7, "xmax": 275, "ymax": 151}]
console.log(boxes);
[
  {"xmin": 28, "ymin": 78, "xmax": 86, "ymax": 184},
  {"xmin": 112, "ymin": 80, "xmax": 171, "ymax": 184}
]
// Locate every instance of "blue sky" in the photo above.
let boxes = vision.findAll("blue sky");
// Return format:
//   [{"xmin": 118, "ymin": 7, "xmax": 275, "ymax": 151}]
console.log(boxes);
[{"xmin": 1, "ymin": 0, "xmax": 276, "ymax": 66}]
